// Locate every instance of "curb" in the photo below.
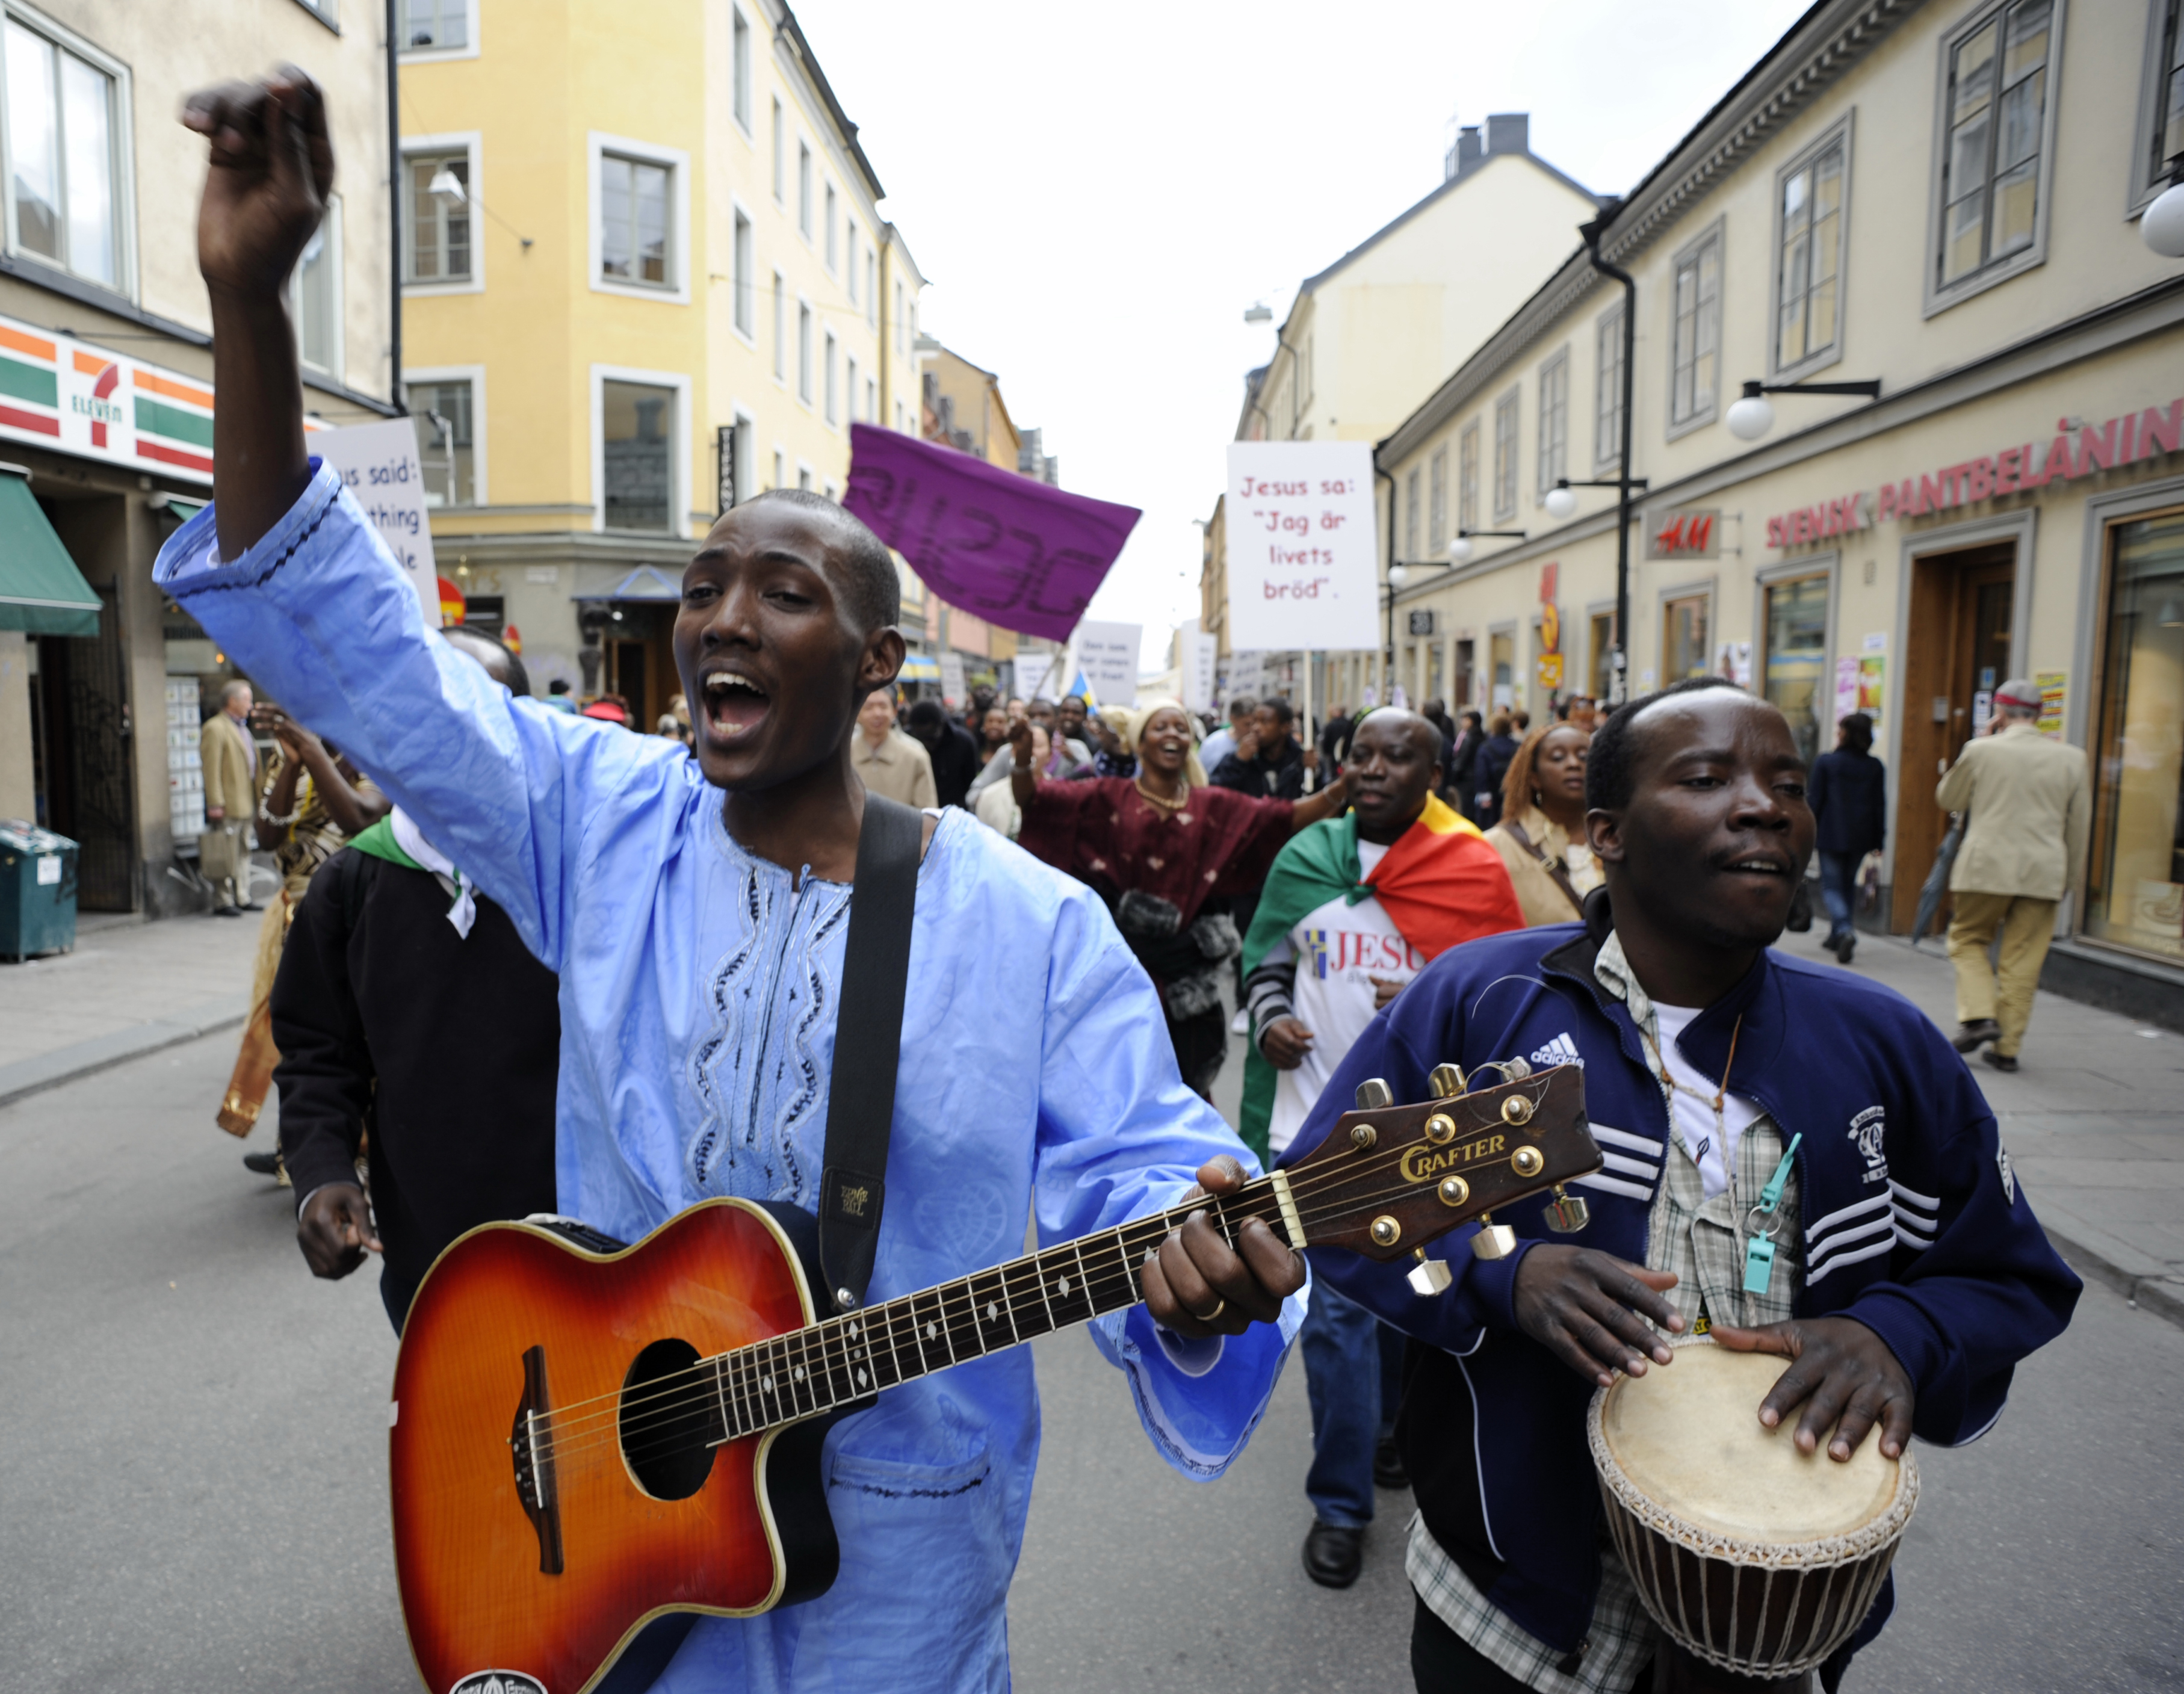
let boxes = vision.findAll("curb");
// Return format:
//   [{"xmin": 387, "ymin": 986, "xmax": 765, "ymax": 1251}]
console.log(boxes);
[
  {"xmin": 0, "ymin": 996, "xmax": 250, "ymax": 1111},
  {"xmin": 2043, "ymin": 1223, "xmax": 2184, "ymax": 1332}
]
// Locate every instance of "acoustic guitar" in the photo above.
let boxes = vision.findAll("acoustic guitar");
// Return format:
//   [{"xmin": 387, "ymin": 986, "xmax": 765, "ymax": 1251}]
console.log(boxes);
[{"xmin": 389, "ymin": 1062, "xmax": 1600, "ymax": 1694}]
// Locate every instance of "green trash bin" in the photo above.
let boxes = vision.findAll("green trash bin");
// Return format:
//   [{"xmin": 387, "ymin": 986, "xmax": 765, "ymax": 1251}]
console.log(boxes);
[{"xmin": 0, "ymin": 822, "xmax": 78, "ymax": 961}]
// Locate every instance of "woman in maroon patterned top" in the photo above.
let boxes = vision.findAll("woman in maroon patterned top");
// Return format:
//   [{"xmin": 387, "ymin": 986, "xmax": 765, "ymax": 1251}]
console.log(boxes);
[{"xmin": 1013, "ymin": 699, "xmax": 1350, "ymax": 1097}]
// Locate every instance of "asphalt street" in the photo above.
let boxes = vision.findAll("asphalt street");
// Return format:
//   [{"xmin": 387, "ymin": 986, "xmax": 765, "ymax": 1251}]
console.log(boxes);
[{"xmin": 2, "ymin": 1026, "xmax": 2179, "ymax": 1692}]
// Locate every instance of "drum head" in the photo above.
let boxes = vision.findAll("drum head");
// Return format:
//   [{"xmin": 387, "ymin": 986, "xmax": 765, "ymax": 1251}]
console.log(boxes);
[{"xmin": 1598, "ymin": 1340, "xmax": 1901, "ymax": 1544}]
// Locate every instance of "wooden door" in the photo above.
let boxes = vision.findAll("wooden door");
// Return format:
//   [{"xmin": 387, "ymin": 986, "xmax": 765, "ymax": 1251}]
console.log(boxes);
[{"xmin": 1892, "ymin": 543, "xmax": 2015, "ymax": 930}]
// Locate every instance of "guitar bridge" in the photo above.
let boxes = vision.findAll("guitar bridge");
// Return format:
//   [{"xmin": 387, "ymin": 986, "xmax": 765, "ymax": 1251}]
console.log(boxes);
[{"xmin": 509, "ymin": 1344, "xmax": 565, "ymax": 1575}]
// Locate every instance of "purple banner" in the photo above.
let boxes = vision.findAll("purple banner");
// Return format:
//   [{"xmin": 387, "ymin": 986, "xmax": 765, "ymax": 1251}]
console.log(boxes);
[{"xmin": 841, "ymin": 422, "xmax": 1140, "ymax": 642}]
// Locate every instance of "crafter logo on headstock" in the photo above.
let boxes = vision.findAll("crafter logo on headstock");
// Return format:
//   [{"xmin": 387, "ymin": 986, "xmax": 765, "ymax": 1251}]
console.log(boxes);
[
  {"xmin": 453, "ymin": 1674, "xmax": 548, "ymax": 1694},
  {"xmin": 1399, "ymin": 1132, "xmax": 1508, "ymax": 1184}
]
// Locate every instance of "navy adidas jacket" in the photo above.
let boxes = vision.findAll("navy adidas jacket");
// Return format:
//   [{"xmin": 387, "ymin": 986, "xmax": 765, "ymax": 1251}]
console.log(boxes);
[{"xmin": 1284, "ymin": 917, "xmax": 2079, "ymax": 1660}]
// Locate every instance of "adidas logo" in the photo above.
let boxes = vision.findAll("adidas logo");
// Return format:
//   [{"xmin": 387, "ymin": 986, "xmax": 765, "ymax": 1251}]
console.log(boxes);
[{"xmin": 1530, "ymin": 1033, "xmax": 1583, "ymax": 1069}]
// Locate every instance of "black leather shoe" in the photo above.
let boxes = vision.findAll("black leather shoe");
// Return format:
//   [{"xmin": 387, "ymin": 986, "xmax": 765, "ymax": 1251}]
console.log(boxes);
[
  {"xmin": 1982, "ymin": 1049, "xmax": 2019, "ymax": 1072},
  {"xmin": 1302, "ymin": 1521, "xmax": 1364, "ymax": 1589},
  {"xmin": 1374, "ymin": 1436, "xmax": 1409, "ymax": 1491},
  {"xmin": 1951, "ymin": 1018, "xmax": 2000, "ymax": 1053}
]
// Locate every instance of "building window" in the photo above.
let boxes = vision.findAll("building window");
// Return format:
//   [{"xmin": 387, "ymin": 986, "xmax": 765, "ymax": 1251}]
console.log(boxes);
[
  {"xmin": 1594, "ymin": 306, "xmax": 1625, "ymax": 471},
  {"xmin": 867, "ymin": 377, "xmax": 876, "ymax": 422},
  {"xmin": 407, "ymin": 378, "xmax": 475, "ymax": 507},
  {"xmin": 825, "ymin": 183, "xmax": 837, "ymax": 271},
  {"xmin": 1490, "ymin": 630, "xmax": 1515, "ymax": 713},
  {"xmin": 826, "ymin": 333, "xmax": 838, "ymax": 424},
  {"xmin": 1762, "ymin": 573, "xmax": 1830, "ymax": 764},
  {"xmin": 289, "ymin": 0, "xmax": 338, "ymax": 26},
  {"xmin": 798, "ymin": 143, "xmax": 812, "ymax": 237},
  {"xmin": 1934, "ymin": 0, "xmax": 2055, "ymax": 296},
  {"xmin": 1536, "ymin": 348, "xmax": 1568, "ymax": 498},
  {"xmin": 798, "ymin": 303, "xmax": 812, "ymax": 403},
  {"xmin": 797, "ymin": 463, "xmax": 813, "ymax": 493},
  {"xmin": 291, "ymin": 196, "xmax": 341, "ymax": 377},
  {"xmin": 403, "ymin": 0, "xmax": 469, "ymax": 49},
  {"xmin": 1589, "ymin": 611, "xmax": 1616, "ymax": 699},
  {"xmin": 731, "ymin": 7, "xmax": 751, "ymax": 131},
  {"xmin": 1429, "ymin": 447, "xmax": 1448, "ymax": 554},
  {"xmin": 771, "ymin": 99, "xmax": 784, "ymax": 202},
  {"xmin": 844, "ymin": 223, "xmax": 856, "ymax": 301},
  {"xmin": 1405, "ymin": 468, "xmax": 1421, "ymax": 560},
  {"xmin": 895, "ymin": 281, "xmax": 905, "ymax": 352},
  {"xmin": 405, "ymin": 151, "xmax": 470, "ymax": 281},
  {"xmin": 867, "ymin": 252, "xmax": 878, "ymax": 326},
  {"xmin": 1775, "ymin": 131, "xmax": 1846, "ymax": 372},
  {"xmin": 772, "ymin": 448, "xmax": 784, "ymax": 491},
  {"xmin": 600, "ymin": 152, "xmax": 670, "ymax": 285},
  {"xmin": 732, "ymin": 209, "xmax": 753, "ymax": 336},
  {"xmin": 1662, "ymin": 592, "xmax": 1711, "ymax": 683},
  {"xmin": 2135, "ymin": 0, "xmax": 2184, "ymax": 209},
  {"xmin": 1459, "ymin": 422, "xmax": 1480, "ymax": 536},
  {"xmin": 602, "ymin": 379, "xmax": 674, "ymax": 532},
  {"xmin": 846, "ymin": 354, "xmax": 859, "ymax": 421},
  {"xmin": 2087, "ymin": 507, "xmax": 2184, "ymax": 963},
  {"xmin": 4, "ymin": 17, "xmax": 122, "ymax": 289},
  {"xmin": 1670, "ymin": 224, "xmax": 1722, "ymax": 430},
  {"xmin": 1493, "ymin": 389, "xmax": 1520, "ymax": 522},
  {"xmin": 772, "ymin": 271, "xmax": 785, "ymax": 379}
]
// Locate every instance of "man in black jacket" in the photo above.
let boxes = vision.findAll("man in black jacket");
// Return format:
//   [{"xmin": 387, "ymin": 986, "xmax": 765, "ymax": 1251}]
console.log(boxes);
[
  {"xmin": 1211, "ymin": 697, "xmax": 1315, "ymax": 799},
  {"xmin": 903, "ymin": 697, "xmax": 982, "ymax": 808},
  {"xmin": 272, "ymin": 626, "xmax": 560, "ymax": 1331},
  {"xmin": 1807, "ymin": 711, "xmax": 1886, "ymax": 964},
  {"xmin": 1443, "ymin": 709, "xmax": 1484, "ymax": 817}
]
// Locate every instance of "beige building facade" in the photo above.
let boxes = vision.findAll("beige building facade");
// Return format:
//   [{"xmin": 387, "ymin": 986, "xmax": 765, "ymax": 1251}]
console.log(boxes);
[
  {"xmin": 0, "ymin": 0, "xmax": 394, "ymax": 914},
  {"xmin": 1376, "ymin": 0, "xmax": 2184, "ymax": 1014}
]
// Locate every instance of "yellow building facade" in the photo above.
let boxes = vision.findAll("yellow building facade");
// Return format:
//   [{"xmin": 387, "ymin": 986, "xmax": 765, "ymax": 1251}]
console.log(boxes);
[
  {"xmin": 1377, "ymin": 0, "xmax": 2184, "ymax": 1015},
  {"xmin": 397, "ymin": 0, "xmax": 924, "ymax": 726}
]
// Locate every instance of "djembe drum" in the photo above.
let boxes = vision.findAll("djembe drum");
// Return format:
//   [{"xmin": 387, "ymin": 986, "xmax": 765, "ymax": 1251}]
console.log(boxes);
[{"xmin": 1588, "ymin": 1338, "xmax": 1918, "ymax": 1682}]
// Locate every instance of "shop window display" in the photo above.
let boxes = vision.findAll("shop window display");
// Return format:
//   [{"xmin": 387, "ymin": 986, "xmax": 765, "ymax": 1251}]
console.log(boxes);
[{"xmin": 2087, "ymin": 510, "xmax": 2184, "ymax": 962}]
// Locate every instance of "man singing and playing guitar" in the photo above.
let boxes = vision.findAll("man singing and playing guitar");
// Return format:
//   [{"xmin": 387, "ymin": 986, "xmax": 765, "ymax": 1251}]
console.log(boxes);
[{"xmin": 163, "ymin": 70, "xmax": 1308, "ymax": 1694}]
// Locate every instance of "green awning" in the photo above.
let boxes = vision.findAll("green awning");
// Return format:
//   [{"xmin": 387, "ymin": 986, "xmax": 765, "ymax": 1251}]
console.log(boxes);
[
  {"xmin": 0, "ymin": 471, "xmax": 97, "ymax": 637},
  {"xmin": 162, "ymin": 496, "xmax": 206, "ymax": 524}
]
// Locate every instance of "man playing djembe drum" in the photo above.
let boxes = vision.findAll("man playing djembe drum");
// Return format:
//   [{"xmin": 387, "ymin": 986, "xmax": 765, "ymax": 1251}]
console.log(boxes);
[{"xmin": 1288, "ymin": 679, "xmax": 2080, "ymax": 1693}]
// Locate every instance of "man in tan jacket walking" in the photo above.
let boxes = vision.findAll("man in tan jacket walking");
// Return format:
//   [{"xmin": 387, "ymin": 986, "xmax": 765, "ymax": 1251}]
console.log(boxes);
[
  {"xmin": 198, "ymin": 678, "xmax": 258, "ymax": 915},
  {"xmin": 1935, "ymin": 678, "xmax": 2090, "ymax": 1072}
]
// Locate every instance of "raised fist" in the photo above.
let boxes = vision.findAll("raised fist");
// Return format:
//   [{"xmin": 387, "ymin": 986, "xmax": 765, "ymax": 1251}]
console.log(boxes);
[{"xmin": 182, "ymin": 67, "xmax": 334, "ymax": 300}]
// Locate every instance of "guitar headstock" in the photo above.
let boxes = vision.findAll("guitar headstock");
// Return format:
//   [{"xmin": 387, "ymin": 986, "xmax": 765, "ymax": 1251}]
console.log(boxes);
[{"xmin": 1287, "ymin": 1060, "xmax": 1599, "ymax": 1275}]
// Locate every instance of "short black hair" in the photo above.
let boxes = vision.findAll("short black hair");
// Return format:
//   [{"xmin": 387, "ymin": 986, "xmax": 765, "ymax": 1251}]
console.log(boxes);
[
  {"xmin": 906, "ymin": 699, "xmax": 947, "ymax": 731},
  {"xmin": 743, "ymin": 488, "xmax": 900, "ymax": 633},
  {"xmin": 1259, "ymin": 697, "xmax": 1294, "ymax": 728},
  {"xmin": 1228, "ymin": 695, "xmax": 1258, "ymax": 717},
  {"xmin": 1840, "ymin": 711, "xmax": 1874, "ymax": 754},
  {"xmin": 1585, "ymin": 677, "xmax": 1745, "ymax": 812},
  {"xmin": 547, "ymin": 678, "xmax": 571, "ymax": 695},
  {"xmin": 441, "ymin": 625, "xmax": 531, "ymax": 699}
]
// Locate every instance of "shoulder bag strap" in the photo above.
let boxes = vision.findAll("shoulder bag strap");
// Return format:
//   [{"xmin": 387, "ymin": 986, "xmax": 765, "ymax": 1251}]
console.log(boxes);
[
  {"xmin": 819, "ymin": 794, "xmax": 924, "ymax": 1313},
  {"xmin": 1504, "ymin": 818, "xmax": 1586, "ymax": 917}
]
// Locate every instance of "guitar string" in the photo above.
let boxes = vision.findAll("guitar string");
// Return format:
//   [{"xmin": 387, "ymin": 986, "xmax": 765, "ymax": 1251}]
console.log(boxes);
[
  {"xmin": 530, "ymin": 1140, "xmax": 1575, "ymax": 1471},
  {"xmin": 521, "ymin": 1114, "xmax": 1569, "ymax": 1461}
]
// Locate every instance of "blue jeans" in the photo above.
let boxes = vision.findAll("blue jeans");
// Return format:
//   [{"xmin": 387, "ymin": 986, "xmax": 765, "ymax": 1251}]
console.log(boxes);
[
  {"xmin": 1817, "ymin": 851, "xmax": 1862, "ymax": 942},
  {"xmin": 1301, "ymin": 1279, "xmax": 1405, "ymax": 1527}
]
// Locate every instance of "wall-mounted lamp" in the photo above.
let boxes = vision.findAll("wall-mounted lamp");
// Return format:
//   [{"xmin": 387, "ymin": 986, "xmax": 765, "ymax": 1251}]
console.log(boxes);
[{"xmin": 1725, "ymin": 377, "xmax": 1883, "ymax": 442}]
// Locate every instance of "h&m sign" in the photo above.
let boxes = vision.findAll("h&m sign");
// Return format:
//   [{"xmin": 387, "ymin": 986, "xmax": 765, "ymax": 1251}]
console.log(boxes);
[{"xmin": 1645, "ymin": 508, "xmax": 1721, "ymax": 559}]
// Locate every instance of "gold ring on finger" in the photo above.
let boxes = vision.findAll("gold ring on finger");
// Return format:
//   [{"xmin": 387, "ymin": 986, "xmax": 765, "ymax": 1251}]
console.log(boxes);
[{"xmin": 1195, "ymin": 1297, "xmax": 1227, "ymax": 1323}]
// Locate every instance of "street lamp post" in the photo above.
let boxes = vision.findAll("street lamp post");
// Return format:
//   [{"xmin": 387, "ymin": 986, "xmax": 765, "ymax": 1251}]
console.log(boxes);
[{"xmin": 1724, "ymin": 377, "xmax": 1882, "ymax": 442}]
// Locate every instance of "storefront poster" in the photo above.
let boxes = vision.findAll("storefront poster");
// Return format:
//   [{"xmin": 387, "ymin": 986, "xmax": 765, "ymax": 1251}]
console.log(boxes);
[
  {"xmin": 1856, "ymin": 655, "xmax": 1886, "ymax": 724},
  {"xmin": 1223, "ymin": 441, "xmax": 1379, "ymax": 652},
  {"xmin": 314, "ymin": 419, "xmax": 437, "ymax": 619},
  {"xmin": 1834, "ymin": 657, "xmax": 1860, "ymax": 725},
  {"xmin": 1712, "ymin": 641, "xmax": 1753, "ymax": 688},
  {"xmin": 2036, "ymin": 670, "xmax": 2067, "ymax": 737},
  {"xmin": 1536, "ymin": 653, "xmax": 1564, "ymax": 691}
]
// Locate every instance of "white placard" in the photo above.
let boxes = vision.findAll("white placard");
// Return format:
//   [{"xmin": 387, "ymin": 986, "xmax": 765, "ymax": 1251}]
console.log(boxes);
[
  {"xmin": 939, "ymin": 652, "xmax": 967, "ymax": 706},
  {"xmin": 315, "ymin": 419, "xmax": 437, "ymax": 618},
  {"xmin": 1223, "ymin": 442, "xmax": 1379, "ymax": 652},
  {"xmin": 1224, "ymin": 650, "xmax": 1269, "ymax": 702},
  {"xmin": 1182, "ymin": 628, "xmax": 1218, "ymax": 714},
  {"xmin": 1077, "ymin": 620, "xmax": 1141, "ymax": 706},
  {"xmin": 1015, "ymin": 648, "xmax": 1063, "ymax": 700}
]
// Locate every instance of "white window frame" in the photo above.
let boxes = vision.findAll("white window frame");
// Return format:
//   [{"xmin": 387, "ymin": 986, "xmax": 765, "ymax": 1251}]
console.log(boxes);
[
  {"xmin": 730, "ymin": 196, "xmax": 755, "ymax": 344},
  {"xmin": 771, "ymin": 99, "xmax": 784, "ymax": 203},
  {"xmin": 1593, "ymin": 303, "xmax": 1625, "ymax": 473},
  {"xmin": 1459, "ymin": 421, "xmax": 1480, "ymax": 536},
  {"xmin": 0, "ymin": 5, "xmax": 137, "ymax": 300},
  {"xmin": 291, "ymin": 191, "xmax": 344, "ymax": 380},
  {"xmin": 1492, "ymin": 388, "xmax": 1520, "ymax": 524},
  {"xmin": 1769, "ymin": 113, "xmax": 1854, "ymax": 382},
  {"xmin": 772, "ymin": 269, "xmax": 787, "ymax": 383},
  {"xmin": 2128, "ymin": 0, "xmax": 2183, "ymax": 217},
  {"xmin": 866, "ymin": 251, "xmax": 877, "ymax": 327},
  {"xmin": 400, "ymin": 130, "xmax": 483, "ymax": 295},
  {"xmin": 1535, "ymin": 345, "xmax": 1569, "ymax": 500},
  {"xmin": 1666, "ymin": 216, "xmax": 1724, "ymax": 439},
  {"xmin": 798, "ymin": 141, "xmax": 812, "ymax": 240},
  {"xmin": 772, "ymin": 446, "xmax": 784, "ymax": 491},
  {"xmin": 589, "ymin": 131, "xmax": 690, "ymax": 304},
  {"xmin": 397, "ymin": 0, "xmax": 479, "ymax": 60},
  {"xmin": 723, "ymin": 402, "xmax": 755, "ymax": 510},
  {"xmin": 590, "ymin": 362, "xmax": 691, "ymax": 537},
  {"xmin": 824, "ymin": 330, "xmax": 838, "ymax": 426},
  {"xmin": 1921, "ymin": 0, "xmax": 2067, "ymax": 317},
  {"xmin": 846, "ymin": 353, "xmax": 858, "ymax": 423},
  {"xmin": 401, "ymin": 362, "xmax": 489, "ymax": 507},
  {"xmin": 796, "ymin": 458, "xmax": 814, "ymax": 493},
  {"xmin": 1428, "ymin": 445, "xmax": 1448, "ymax": 554},
  {"xmin": 844, "ymin": 221, "xmax": 856, "ymax": 303},
  {"xmin": 797, "ymin": 297, "xmax": 813, "ymax": 405},
  {"xmin": 824, "ymin": 181, "xmax": 837, "ymax": 272},
  {"xmin": 730, "ymin": 5, "xmax": 752, "ymax": 137}
]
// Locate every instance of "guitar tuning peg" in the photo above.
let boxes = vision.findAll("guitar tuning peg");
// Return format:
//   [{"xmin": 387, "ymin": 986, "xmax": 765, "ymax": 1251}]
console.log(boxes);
[
  {"xmin": 1354, "ymin": 1077, "xmax": 1393, "ymax": 1110},
  {"xmin": 1407, "ymin": 1248, "xmax": 1453, "ymax": 1296},
  {"xmin": 1544, "ymin": 1186, "xmax": 1591, "ymax": 1234},
  {"xmin": 1428, "ymin": 1062, "xmax": 1465, "ymax": 1099},
  {"xmin": 1470, "ymin": 1215, "xmax": 1519, "ymax": 1260}
]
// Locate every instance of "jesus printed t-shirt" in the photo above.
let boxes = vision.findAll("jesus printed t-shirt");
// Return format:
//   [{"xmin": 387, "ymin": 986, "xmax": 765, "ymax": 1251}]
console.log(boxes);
[{"xmin": 1264, "ymin": 842, "xmax": 1425, "ymax": 1155}]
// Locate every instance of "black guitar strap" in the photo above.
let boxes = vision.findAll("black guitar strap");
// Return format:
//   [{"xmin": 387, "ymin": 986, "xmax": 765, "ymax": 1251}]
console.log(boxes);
[{"xmin": 818, "ymin": 793, "xmax": 923, "ymax": 1314}]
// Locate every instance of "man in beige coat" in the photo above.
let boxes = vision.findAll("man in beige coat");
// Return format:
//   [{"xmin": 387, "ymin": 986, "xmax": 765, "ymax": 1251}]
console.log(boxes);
[
  {"xmin": 198, "ymin": 678, "xmax": 258, "ymax": 915},
  {"xmin": 1935, "ymin": 678, "xmax": 2089, "ymax": 1071},
  {"xmin": 849, "ymin": 685, "xmax": 937, "ymax": 809}
]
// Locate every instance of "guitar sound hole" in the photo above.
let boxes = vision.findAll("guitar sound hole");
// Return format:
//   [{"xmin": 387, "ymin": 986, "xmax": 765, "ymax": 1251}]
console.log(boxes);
[{"xmin": 619, "ymin": 1337, "xmax": 720, "ymax": 1501}]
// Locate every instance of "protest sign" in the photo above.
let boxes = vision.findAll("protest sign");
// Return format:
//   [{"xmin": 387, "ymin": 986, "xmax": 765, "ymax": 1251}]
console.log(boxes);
[
  {"xmin": 314, "ymin": 418, "xmax": 436, "ymax": 619},
  {"xmin": 1223, "ymin": 442, "xmax": 1378, "ymax": 652},
  {"xmin": 1077, "ymin": 621, "xmax": 1140, "ymax": 705}
]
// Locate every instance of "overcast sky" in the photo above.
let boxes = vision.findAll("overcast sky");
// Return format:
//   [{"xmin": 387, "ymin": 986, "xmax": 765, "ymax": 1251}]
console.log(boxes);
[{"xmin": 794, "ymin": 0, "xmax": 1813, "ymax": 672}]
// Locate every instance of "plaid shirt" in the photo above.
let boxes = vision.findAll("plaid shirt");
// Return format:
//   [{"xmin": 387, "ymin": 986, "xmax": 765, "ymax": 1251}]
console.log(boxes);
[{"xmin": 1408, "ymin": 933, "xmax": 1800, "ymax": 1691}]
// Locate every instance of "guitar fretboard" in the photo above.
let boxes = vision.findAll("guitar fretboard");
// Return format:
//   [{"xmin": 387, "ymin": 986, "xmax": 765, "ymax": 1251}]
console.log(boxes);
[{"xmin": 701, "ymin": 1173, "xmax": 1301, "ymax": 1444}]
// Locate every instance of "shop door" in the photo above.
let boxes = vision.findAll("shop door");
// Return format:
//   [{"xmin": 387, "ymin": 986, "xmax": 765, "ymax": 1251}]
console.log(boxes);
[
  {"xmin": 1892, "ymin": 543, "xmax": 2015, "ymax": 932},
  {"xmin": 36, "ymin": 584, "xmax": 136, "ymax": 910}
]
